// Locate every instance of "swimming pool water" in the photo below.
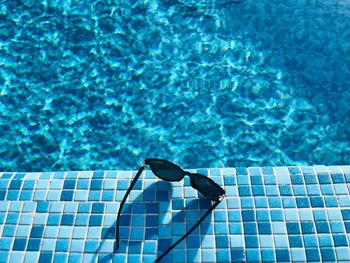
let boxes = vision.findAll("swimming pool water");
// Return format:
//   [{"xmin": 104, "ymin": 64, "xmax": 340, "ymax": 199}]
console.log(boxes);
[{"xmin": 0, "ymin": 0, "xmax": 349, "ymax": 171}]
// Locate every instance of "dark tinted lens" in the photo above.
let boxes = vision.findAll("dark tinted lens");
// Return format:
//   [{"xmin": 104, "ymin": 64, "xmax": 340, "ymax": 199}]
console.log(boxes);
[
  {"xmin": 190, "ymin": 174, "xmax": 225, "ymax": 201},
  {"xmin": 147, "ymin": 159, "xmax": 185, "ymax": 181}
]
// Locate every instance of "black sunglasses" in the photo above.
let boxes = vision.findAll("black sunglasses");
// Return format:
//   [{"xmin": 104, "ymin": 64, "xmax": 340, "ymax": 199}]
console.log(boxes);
[{"xmin": 115, "ymin": 158, "xmax": 225, "ymax": 262}]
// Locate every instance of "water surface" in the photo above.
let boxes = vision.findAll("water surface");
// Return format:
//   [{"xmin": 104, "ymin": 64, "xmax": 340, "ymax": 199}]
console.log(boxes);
[{"xmin": 0, "ymin": 0, "xmax": 349, "ymax": 171}]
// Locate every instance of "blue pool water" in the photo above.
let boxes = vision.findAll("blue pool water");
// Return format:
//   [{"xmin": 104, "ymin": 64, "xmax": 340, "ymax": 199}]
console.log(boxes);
[{"xmin": 0, "ymin": 0, "xmax": 349, "ymax": 171}]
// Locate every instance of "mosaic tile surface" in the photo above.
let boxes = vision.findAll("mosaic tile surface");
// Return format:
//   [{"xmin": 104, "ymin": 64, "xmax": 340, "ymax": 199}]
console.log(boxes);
[{"xmin": 0, "ymin": 165, "xmax": 350, "ymax": 262}]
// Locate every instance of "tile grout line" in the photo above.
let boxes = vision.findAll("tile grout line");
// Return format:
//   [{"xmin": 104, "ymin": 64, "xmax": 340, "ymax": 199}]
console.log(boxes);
[
  {"xmin": 264, "ymin": 166, "xmax": 277, "ymax": 262},
  {"xmin": 311, "ymin": 166, "xmax": 326, "ymax": 260},
  {"xmin": 338, "ymin": 167, "xmax": 350, "ymax": 249},
  {"xmin": 221, "ymin": 167, "xmax": 231, "ymax": 263}
]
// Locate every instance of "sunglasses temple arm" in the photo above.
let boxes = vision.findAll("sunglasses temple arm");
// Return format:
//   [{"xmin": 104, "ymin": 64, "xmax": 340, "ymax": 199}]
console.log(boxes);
[
  {"xmin": 115, "ymin": 164, "xmax": 145, "ymax": 250},
  {"xmin": 156, "ymin": 200, "xmax": 221, "ymax": 262}
]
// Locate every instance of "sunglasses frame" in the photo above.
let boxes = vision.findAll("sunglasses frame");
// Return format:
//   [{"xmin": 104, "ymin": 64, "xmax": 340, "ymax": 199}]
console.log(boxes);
[
  {"xmin": 115, "ymin": 158, "xmax": 225, "ymax": 262},
  {"xmin": 146, "ymin": 158, "xmax": 225, "ymax": 201}
]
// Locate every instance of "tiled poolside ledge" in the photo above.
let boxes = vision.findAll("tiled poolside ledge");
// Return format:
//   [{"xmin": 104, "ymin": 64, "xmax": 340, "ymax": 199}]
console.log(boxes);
[{"xmin": 0, "ymin": 165, "xmax": 350, "ymax": 262}]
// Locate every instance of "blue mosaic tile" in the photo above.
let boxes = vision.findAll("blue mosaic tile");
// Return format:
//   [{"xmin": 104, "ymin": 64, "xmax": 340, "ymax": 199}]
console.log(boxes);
[
  {"xmin": 0, "ymin": 166, "xmax": 350, "ymax": 262},
  {"xmin": 336, "ymin": 247, "xmax": 350, "ymax": 260}
]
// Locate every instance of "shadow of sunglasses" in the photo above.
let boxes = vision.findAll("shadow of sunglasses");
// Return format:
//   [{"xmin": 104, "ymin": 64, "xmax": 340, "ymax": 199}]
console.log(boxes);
[{"xmin": 116, "ymin": 158, "xmax": 226, "ymax": 262}]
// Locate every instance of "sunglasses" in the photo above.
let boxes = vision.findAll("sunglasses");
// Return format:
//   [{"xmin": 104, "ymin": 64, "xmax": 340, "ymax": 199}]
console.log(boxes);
[{"xmin": 116, "ymin": 158, "xmax": 225, "ymax": 262}]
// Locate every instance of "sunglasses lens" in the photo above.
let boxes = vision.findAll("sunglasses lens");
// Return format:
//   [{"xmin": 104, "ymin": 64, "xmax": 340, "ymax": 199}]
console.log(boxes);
[
  {"xmin": 147, "ymin": 159, "xmax": 185, "ymax": 181},
  {"xmin": 191, "ymin": 175, "xmax": 225, "ymax": 201}
]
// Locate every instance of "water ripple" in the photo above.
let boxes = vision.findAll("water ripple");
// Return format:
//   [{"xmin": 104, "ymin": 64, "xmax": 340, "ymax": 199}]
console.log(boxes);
[{"xmin": 0, "ymin": 0, "xmax": 349, "ymax": 171}]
